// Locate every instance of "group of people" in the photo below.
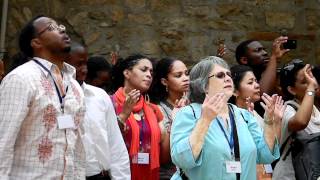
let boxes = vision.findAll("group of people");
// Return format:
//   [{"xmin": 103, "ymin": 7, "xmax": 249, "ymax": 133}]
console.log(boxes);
[{"xmin": 0, "ymin": 15, "xmax": 319, "ymax": 180}]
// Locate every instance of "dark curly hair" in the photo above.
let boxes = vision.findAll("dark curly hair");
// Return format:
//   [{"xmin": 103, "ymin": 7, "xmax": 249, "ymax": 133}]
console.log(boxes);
[{"xmin": 111, "ymin": 54, "xmax": 150, "ymax": 91}]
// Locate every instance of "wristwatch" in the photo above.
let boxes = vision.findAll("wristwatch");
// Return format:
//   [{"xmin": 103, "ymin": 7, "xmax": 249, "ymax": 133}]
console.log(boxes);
[{"xmin": 307, "ymin": 90, "xmax": 315, "ymax": 96}]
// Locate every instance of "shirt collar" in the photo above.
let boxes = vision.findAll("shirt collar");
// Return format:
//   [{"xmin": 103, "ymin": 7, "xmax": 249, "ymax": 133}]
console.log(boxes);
[
  {"xmin": 81, "ymin": 82, "xmax": 95, "ymax": 97},
  {"xmin": 33, "ymin": 57, "xmax": 76, "ymax": 78}
]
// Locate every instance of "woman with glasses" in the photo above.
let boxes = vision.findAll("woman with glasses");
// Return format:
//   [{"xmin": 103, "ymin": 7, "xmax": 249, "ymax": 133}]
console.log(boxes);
[
  {"xmin": 273, "ymin": 59, "xmax": 319, "ymax": 180},
  {"xmin": 149, "ymin": 57, "xmax": 190, "ymax": 179},
  {"xmin": 170, "ymin": 56, "xmax": 281, "ymax": 180},
  {"xmin": 111, "ymin": 54, "xmax": 170, "ymax": 180},
  {"xmin": 230, "ymin": 65, "xmax": 286, "ymax": 180}
]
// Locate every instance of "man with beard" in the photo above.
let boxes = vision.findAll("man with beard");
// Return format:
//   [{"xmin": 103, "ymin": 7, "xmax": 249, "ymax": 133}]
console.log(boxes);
[
  {"xmin": 66, "ymin": 42, "xmax": 130, "ymax": 180},
  {"xmin": 235, "ymin": 36, "xmax": 289, "ymax": 95},
  {"xmin": 0, "ymin": 16, "xmax": 86, "ymax": 179}
]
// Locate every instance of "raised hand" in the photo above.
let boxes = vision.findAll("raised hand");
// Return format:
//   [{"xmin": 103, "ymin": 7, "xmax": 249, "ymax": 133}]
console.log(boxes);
[
  {"xmin": 260, "ymin": 93, "xmax": 276, "ymax": 122},
  {"xmin": 171, "ymin": 92, "xmax": 190, "ymax": 121},
  {"xmin": 201, "ymin": 93, "xmax": 225, "ymax": 122},
  {"xmin": 271, "ymin": 36, "xmax": 290, "ymax": 60},
  {"xmin": 122, "ymin": 89, "xmax": 140, "ymax": 116},
  {"xmin": 304, "ymin": 64, "xmax": 318, "ymax": 90},
  {"xmin": 216, "ymin": 43, "xmax": 227, "ymax": 58},
  {"xmin": 273, "ymin": 95, "xmax": 286, "ymax": 124},
  {"xmin": 245, "ymin": 96, "xmax": 255, "ymax": 114}
]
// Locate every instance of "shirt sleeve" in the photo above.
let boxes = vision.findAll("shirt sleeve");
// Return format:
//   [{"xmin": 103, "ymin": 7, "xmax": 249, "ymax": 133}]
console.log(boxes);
[
  {"xmin": 105, "ymin": 94, "xmax": 131, "ymax": 180},
  {"xmin": 170, "ymin": 105, "xmax": 203, "ymax": 170},
  {"xmin": 240, "ymin": 109, "xmax": 280, "ymax": 164},
  {"xmin": 0, "ymin": 74, "xmax": 33, "ymax": 179}
]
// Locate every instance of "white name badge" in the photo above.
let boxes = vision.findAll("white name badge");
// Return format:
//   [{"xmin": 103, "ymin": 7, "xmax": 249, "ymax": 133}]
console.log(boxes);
[
  {"xmin": 226, "ymin": 161, "xmax": 242, "ymax": 173},
  {"xmin": 57, "ymin": 114, "xmax": 75, "ymax": 129},
  {"xmin": 264, "ymin": 164, "xmax": 273, "ymax": 173},
  {"xmin": 137, "ymin": 153, "xmax": 149, "ymax": 164}
]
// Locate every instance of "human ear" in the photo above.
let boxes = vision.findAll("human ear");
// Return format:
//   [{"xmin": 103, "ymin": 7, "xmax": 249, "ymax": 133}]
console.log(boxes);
[
  {"xmin": 160, "ymin": 78, "xmax": 168, "ymax": 86},
  {"xmin": 31, "ymin": 38, "xmax": 42, "ymax": 49},
  {"xmin": 287, "ymin": 86, "xmax": 296, "ymax": 96},
  {"xmin": 123, "ymin": 69, "xmax": 130, "ymax": 79},
  {"xmin": 233, "ymin": 90, "xmax": 240, "ymax": 98}
]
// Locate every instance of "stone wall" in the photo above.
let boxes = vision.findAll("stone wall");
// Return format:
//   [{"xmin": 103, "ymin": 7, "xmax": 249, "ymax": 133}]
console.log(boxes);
[{"xmin": 2, "ymin": 0, "xmax": 320, "ymax": 66}]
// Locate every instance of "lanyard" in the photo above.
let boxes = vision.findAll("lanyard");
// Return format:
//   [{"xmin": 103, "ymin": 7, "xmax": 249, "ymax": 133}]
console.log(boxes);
[
  {"xmin": 217, "ymin": 106, "xmax": 236, "ymax": 156},
  {"xmin": 33, "ymin": 59, "xmax": 68, "ymax": 113},
  {"xmin": 139, "ymin": 113, "xmax": 145, "ymax": 146}
]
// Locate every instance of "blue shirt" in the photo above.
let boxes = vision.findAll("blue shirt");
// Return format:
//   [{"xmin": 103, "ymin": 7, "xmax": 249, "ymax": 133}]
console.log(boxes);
[{"xmin": 170, "ymin": 103, "xmax": 279, "ymax": 180}]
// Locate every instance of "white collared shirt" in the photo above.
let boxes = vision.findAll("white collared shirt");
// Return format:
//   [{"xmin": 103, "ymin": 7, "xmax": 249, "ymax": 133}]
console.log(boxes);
[
  {"xmin": 0, "ymin": 57, "xmax": 86, "ymax": 180},
  {"xmin": 82, "ymin": 83, "xmax": 130, "ymax": 179}
]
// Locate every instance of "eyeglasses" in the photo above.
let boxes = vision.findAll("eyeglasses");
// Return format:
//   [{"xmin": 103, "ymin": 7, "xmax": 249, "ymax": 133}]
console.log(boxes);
[
  {"xmin": 283, "ymin": 59, "xmax": 304, "ymax": 72},
  {"xmin": 208, "ymin": 71, "xmax": 232, "ymax": 79},
  {"xmin": 37, "ymin": 23, "xmax": 66, "ymax": 36}
]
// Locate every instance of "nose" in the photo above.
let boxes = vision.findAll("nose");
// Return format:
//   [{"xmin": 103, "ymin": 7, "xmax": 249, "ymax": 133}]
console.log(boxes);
[
  {"xmin": 146, "ymin": 70, "xmax": 152, "ymax": 79},
  {"xmin": 254, "ymin": 81, "xmax": 260, "ymax": 88},
  {"xmin": 262, "ymin": 49, "xmax": 268, "ymax": 56},
  {"xmin": 183, "ymin": 74, "xmax": 190, "ymax": 81}
]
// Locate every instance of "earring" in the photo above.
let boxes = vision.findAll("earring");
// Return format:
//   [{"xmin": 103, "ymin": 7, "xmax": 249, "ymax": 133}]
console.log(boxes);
[{"xmin": 165, "ymin": 86, "xmax": 168, "ymax": 92}]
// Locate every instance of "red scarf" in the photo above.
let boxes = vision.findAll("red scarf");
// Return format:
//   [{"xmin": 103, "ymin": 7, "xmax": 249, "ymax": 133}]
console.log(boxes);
[{"xmin": 113, "ymin": 87, "xmax": 162, "ymax": 169}]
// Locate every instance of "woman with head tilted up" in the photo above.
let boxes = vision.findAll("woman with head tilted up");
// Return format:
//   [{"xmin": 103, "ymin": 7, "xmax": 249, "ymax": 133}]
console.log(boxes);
[
  {"xmin": 170, "ymin": 56, "xmax": 281, "ymax": 180},
  {"xmin": 273, "ymin": 59, "xmax": 319, "ymax": 180},
  {"xmin": 111, "ymin": 54, "xmax": 169, "ymax": 180}
]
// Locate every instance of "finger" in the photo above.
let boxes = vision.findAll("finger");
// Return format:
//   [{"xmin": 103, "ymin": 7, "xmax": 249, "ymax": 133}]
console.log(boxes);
[
  {"xmin": 207, "ymin": 93, "xmax": 221, "ymax": 104},
  {"xmin": 260, "ymin": 101, "xmax": 267, "ymax": 110},
  {"xmin": 261, "ymin": 95, "xmax": 272, "ymax": 107}
]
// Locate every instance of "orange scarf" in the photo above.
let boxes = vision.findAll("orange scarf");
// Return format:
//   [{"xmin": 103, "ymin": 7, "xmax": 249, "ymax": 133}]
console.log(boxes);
[{"xmin": 113, "ymin": 87, "xmax": 162, "ymax": 169}]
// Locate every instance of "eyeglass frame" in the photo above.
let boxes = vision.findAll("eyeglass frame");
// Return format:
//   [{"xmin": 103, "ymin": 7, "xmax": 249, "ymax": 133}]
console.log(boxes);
[
  {"xmin": 208, "ymin": 71, "xmax": 232, "ymax": 79},
  {"xmin": 36, "ymin": 23, "xmax": 66, "ymax": 37}
]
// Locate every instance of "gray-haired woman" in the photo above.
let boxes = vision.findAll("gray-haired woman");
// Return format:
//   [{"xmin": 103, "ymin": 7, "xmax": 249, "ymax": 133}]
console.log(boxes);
[{"xmin": 170, "ymin": 56, "xmax": 283, "ymax": 180}]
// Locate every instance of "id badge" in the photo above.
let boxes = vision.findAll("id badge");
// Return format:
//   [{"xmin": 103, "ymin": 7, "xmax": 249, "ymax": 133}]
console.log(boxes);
[
  {"xmin": 57, "ymin": 114, "xmax": 75, "ymax": 129},
  {"xmin": 264, "ymin": 164, "xmax": 273, "ymax": 173},
  {"xmin": 226, "ymin": 161, "xmax": 241, "ymax": 173},
  {"xmin": 137, "ymin": 153, "xmax": 149, "ymax": 164}
]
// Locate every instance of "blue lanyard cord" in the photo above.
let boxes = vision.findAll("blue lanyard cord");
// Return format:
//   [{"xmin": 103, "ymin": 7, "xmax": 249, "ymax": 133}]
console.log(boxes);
[
  {"xmin": 33, "ymin": 59, "xmax": 68, "ymax": 112},
  {"xmin": 217, "ymin": 106, "xmax": 236, "ymax": 155}
]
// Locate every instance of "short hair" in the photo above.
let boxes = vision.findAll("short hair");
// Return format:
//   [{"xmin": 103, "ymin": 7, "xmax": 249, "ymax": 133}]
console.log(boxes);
[
  {"xmin": 235, "ymin": 39, "xmax": 255, "ymax": 64},
  {"xmin": 111, "ymin": 54, "xmax": 150, "ymax": 91},
  {"xmin": 87, "ymin": 56, "xmax": 112, "ymax": 80},
  {"xmin": 19, "ymin": 15, "xmax": 44, "ymax": 57},
  {"xmin": 189, "ymin": 56, "xmax": 229, "ymax": 103},
  {"xmin": 280, "ymin": 59, "xmax": 305, "ymax": 100},
  {"xmin": 149, "ymin": 57, "xmax": 178, "ymax": 103}
]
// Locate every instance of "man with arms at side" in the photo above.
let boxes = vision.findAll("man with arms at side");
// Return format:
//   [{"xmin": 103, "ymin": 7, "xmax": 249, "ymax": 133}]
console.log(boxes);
[
  {"xmin": 0, "ymin": 16, "xmax": 86, "ymax": 179},
  {"xmin": 67, "ymin": 42, "xmax": 130, "ymax": 180}
]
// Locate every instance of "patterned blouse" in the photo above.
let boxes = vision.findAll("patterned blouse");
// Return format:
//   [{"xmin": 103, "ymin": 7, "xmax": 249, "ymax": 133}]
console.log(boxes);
[{"xmin": 0, "ymin": 57, "xmax": 86, "ymax": 180}]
